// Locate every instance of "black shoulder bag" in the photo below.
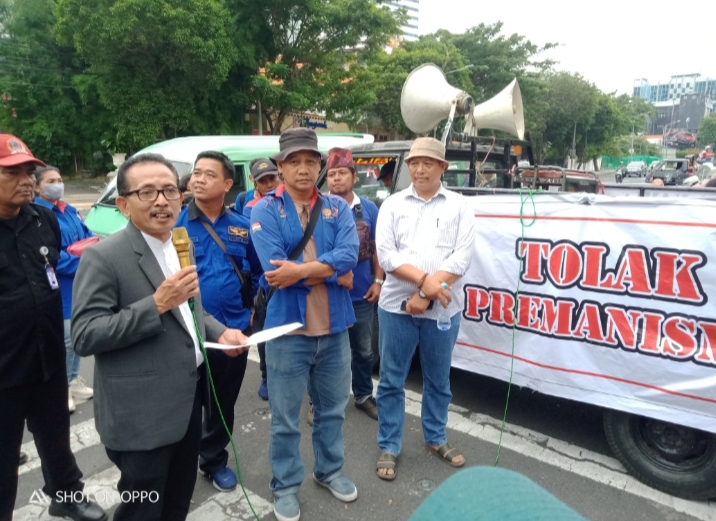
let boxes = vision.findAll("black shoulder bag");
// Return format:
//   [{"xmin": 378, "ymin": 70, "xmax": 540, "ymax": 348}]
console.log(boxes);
[
  {"xmin": 253, "ymin": 195, "xmax": 323, "ymax": 332},
  {"xmin": 199, "ymin": 216, "xmax": 254, "ymax": 312}
]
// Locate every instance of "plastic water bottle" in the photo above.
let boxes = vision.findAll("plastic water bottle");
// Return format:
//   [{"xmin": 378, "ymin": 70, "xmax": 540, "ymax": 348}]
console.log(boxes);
[{"xmin": 436, "ymin": 282, "xmax": 453, "ymax": 331}]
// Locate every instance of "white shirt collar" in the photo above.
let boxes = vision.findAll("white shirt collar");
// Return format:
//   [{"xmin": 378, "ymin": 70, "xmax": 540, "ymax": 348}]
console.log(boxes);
[
  {"xmin": 141, "ymin": 232, "xmax": 173, "ymax": 252},
  {"xmin": 349, "ymin": 191, "xmax": 360, "ymax": 209},
  {"xmin": 408, "ymin": 183, "xmax": 447, "ymax": 202}
]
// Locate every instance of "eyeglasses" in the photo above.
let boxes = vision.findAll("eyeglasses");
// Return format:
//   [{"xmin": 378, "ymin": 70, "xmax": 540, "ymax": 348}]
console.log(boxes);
[{"xmin": 123, "ymin": 187, "xmax": 181, "ymax": 201}]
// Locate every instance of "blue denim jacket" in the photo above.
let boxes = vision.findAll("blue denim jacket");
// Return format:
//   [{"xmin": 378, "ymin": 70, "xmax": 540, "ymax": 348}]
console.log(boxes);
[{"xmin": 250, "ymin": 184, "xmax": 358, "ymax": 334}]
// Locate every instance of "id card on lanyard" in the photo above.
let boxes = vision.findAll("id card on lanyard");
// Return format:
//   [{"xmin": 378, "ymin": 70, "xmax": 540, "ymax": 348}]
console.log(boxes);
[{"xmin": 40, "ymin": 246, "xmax": 60, "ymax": 290}]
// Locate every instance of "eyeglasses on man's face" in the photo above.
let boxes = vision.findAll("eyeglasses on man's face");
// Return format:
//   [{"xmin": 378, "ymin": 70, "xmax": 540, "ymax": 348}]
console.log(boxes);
[{"xmin": 123, "ymin": 186, "xmax": 181, "ymax": 202}]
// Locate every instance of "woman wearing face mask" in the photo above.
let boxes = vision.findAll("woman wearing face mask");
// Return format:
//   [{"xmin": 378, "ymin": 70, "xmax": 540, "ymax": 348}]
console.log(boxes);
[{"xmin": 34, "ymin": 166, "xmax": 95, "ymax": 414}]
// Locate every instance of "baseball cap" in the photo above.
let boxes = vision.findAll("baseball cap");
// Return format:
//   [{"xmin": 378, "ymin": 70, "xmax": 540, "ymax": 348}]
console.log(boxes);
[
  {"xmin": 250, "ymin": 158, "xmax": 279, "ymax": 180},
  {"xmin": 0, "ymin": 134, "xmax": 46, "ymax": 168}
]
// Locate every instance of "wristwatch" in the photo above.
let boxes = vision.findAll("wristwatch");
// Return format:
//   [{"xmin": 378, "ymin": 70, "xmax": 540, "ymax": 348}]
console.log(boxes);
[
  {"xmin": 418, "ymin": 289, "xmax": 427, "ymax": 299},
  {"xmin": 374, "ymin": 278, "xmax": 384, "ymax": 286}
]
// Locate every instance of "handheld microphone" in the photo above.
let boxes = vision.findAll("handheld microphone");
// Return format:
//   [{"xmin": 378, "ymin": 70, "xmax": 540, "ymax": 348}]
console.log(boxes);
[
  {"xmin": 171, "ymin": 227, "xmax": 194, "ymax": 305},
  {"xmin": 172, "ymin": 227, "xmax": 192, "ymax": 269}
]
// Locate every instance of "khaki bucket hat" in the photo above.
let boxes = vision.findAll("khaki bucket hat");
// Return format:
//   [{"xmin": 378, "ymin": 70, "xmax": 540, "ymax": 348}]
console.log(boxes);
[{"xmin": 404, "ymin": 137, "xmax": 447, "ymax": 164}]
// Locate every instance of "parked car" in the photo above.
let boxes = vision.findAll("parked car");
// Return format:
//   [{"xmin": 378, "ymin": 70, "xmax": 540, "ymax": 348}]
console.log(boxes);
[
  {"xmin": 84, "ymin": 133, "xmax": 374, "ymax": 236},
  {"xmin": 624, "ymin": 160, "xmax": 647, "ymax": 177},
  {"xmin": 645, "ymin": 158, "xmax": 690, "ymax": 185}
]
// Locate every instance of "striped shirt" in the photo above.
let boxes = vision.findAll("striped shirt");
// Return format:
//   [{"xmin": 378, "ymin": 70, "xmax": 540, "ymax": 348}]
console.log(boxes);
[{"xmin": 376, "ymin": 183, "xmax": 476, "ymax": 319}]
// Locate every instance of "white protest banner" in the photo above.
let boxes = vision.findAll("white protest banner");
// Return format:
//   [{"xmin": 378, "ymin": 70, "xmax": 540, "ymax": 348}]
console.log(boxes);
[{"xmin": 454, "ymin": 193, "xmax": 716, "ymax": 433}]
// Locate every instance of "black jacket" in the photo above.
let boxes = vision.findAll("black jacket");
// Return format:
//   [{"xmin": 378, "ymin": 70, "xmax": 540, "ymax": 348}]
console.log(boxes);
[{"xmin": 0, "ymin": 203, "xmax": 64, "ymax": 389}]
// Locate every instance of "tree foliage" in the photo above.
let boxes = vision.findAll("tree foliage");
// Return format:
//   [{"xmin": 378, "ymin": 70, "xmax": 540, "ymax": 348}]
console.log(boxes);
[
  {"xmin": 698, "ymin": 114, "xmax": 716, "ymax": 146},
  {"xmin": 1, "ymin": 3, "xmax": 660, "ymax": 173},
  {"xmin": 228, "ymin": 0, "xmax": 402, "ymax": 133},
  {"xmin": 56, "ymin": 0, "xmax": 242, "ymax": 148},
  {"xmin": 0, "ymin": 0, "xmax": 112, "ymax": 173}
]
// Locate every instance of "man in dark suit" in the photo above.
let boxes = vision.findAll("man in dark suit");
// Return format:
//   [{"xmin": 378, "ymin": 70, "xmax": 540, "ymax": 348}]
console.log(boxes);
[
  {"xmin": 72, "ymin": 153, "xmax": 249, "ymax": 521},
  {"xmin": 0, "ymin": 134, "xmax": 106, "ymax": 521}
]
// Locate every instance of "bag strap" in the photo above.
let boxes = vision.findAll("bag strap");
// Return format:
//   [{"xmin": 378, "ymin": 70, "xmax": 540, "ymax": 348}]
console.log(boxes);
[
  {"xmin": 239, "ymin": 191, "xmax": 247, "ymax": 209},
  {"xmin": 262, "ymin": 194, "xmax": 323, "ymax": 302},
  {"xmin": 198, "ymin": 214, "xmax": 246, "ymax": 289},
  {"xmin": 355, "ymin": 202, "xmax": 363, "ymax": 222},
  {"xmin": 288, "ymin": 194, "xmax": 322, "ymax": 261}
]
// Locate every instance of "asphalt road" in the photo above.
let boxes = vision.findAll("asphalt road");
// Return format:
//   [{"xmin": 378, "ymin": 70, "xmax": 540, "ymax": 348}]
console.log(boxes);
[{"xmin": 12, "ymin": 182, "xmax": 715, "ymax": 521}]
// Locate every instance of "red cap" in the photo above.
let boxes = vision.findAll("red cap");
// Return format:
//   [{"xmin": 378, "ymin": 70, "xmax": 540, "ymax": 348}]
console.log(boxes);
[
  {"xmin": 0, "ymin": 134, "xmax": 46, "ymax": 168},
  {"xmin": 326, "ymin": 147, "xmax": 355, "ymax": 171}
]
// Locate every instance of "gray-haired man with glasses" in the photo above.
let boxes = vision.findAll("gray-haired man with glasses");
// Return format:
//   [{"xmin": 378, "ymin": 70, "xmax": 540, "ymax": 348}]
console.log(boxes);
[{"xmin": 72, "ymin": 153, "xmax": 248, "ymax": 521}]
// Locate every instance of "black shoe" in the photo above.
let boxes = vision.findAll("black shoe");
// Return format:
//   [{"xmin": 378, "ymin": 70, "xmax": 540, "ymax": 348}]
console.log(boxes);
[
  {"xmin": 18, "ymin": 451, "xmax": 28, "ymax": 466},
  {"xmin": 49, "ymin": 497, "xmax": 108, "ymax": 521}
]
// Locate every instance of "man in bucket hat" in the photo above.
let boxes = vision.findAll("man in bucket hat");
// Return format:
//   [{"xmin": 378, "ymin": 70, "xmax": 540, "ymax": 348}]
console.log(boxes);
[
  {"xmin": 0, "ymin": 134, "xmax": 107, "ymax": 521},
  {"xmin": 374, "ymin": 137, "xmax": 476, "ymax": 481},
  {"xmin": 250, "ymin": 128, "xmax": 359, "ymax": 521}
]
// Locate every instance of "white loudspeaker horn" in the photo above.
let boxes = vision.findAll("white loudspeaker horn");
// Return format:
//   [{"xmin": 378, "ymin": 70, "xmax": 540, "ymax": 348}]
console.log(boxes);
[
  {"xmin": 401, "ymin": 64, "xmax": 474, "ymax": 134},
  {"xmin": 465, "ymin": 78, "xmax": 525, "ymax": 140}
]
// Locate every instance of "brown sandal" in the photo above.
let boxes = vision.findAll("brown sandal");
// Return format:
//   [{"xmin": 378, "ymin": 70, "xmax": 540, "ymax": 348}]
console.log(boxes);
[
  {"xmin": 376, "ymin": 452, "xmax": 398, "ymax": 481},
  {"xmin": 428, "ymin": 442, "xmax": 465, "ymax": 467}
]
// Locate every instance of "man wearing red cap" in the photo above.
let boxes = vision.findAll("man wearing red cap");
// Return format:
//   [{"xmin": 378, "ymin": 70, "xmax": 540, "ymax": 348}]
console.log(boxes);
[
  {"xmin": 325, "ymin": 147, "xmax": 383, "ymax": 420},
  {"xmin": 0, "ymin": 135, "xmax": 106, "ymax": 521}
]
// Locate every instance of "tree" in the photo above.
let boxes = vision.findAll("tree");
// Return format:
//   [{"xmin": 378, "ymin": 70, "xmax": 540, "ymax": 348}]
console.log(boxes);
[
  {"xmin": 56, "ymin": 0, "xmax": 242, "ymax": 149},
  {"xmin": 227, "ymin": 0, "xmax": 403, "ymax": 133},
  {"xmin": 541, "ymin": 72, "xmax": 599, "ymax": 165},
  {"xmin": 0, "ymin": 0, "xmax": 112, "ymax": 174},
  {"xmin": 698, "ymin": 114, "xmax": 716, "ymax": 146}
]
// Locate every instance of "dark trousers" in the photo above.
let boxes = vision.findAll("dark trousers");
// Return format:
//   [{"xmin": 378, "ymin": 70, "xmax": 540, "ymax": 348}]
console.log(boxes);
[
  {"xmin": 199, "ymin": 348, "xmax": 248, "ymax": 475},
  {"xmin": 0, "ymin": 369, "xmax": 83, "ymax": 521},
  {"xmin": 258, "ymin": 342, "xmax": 267, "ymax": 379},
  {"xmin": 105, "ymin": 373, "xmax": 203, "ymax": 521}
]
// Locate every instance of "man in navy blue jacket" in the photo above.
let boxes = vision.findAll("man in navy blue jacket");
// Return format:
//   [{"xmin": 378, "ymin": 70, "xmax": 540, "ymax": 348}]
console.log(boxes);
[
  {"xmin": 175, "ymin": 151, "xmax": 262, "ymax": 493},
  {"xmin": 325, "ymin": 148, "xmax": 383, "ymax": 420},
  {"xmin": 250, "ymin": 128, "xmax": 358, "ymax": 521}
]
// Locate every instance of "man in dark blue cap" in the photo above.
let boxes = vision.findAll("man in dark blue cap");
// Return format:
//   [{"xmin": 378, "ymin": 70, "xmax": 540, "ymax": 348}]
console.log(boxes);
[{"xmin": 250, "ymin": 128, "xmax": 359, "ymax": 521}]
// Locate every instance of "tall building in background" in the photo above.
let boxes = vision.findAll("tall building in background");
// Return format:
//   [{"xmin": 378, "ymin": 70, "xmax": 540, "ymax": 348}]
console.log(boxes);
[
  {"xmin": 388, "ymin": 0, "xmax": 420, "ymax": 41},
  {"xmin": 633, "ymin": 74, "xmax": 716, "ymax": 104},
  {"xmin": 633, "ymin": 75, "xmax": 715, "ymax": 134}
]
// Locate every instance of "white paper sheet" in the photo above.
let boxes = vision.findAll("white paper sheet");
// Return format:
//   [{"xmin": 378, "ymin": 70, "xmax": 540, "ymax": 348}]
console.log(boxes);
[{"xmin": 204, "ymin": 322, "xmax": 303, "ymax": 350}]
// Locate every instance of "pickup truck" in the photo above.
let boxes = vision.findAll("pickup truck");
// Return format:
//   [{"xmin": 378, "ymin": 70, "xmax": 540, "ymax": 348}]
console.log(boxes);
[
  {"xmin": 645, "ymin": 158, "xmax": 691, "ymax": 185},
  {"xmin": 323, "ymin": 136, "xmax": 716, "ymax": 501}
]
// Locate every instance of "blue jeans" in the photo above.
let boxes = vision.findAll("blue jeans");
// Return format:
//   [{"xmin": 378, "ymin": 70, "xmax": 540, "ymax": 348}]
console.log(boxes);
[
  {"xmin": 63, "ymin": 319, "xmax": 80, "ymax": 384},
  {"xmin": 266, "ymin": 330, "xmax": 351, "ymax": 497},
  {"xmin": 376, "ymin": 308, "xmax": 460, "ymax": 455},
  {"xmin": 349, "ymin": 300, "xmax": 375, "ymax": 402}
]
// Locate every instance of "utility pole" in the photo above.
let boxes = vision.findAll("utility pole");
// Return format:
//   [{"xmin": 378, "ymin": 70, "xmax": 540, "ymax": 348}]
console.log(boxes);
[
  {"xmin": 571, "ymin": 122, "xmax": 577, "ymax": 168},
  {"xmin": 258, "ymin": 99, "xmax": 263, "ymax": 136}
]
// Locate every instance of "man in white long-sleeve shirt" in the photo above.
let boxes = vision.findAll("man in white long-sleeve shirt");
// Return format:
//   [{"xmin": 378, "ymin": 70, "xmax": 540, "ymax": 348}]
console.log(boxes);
[{"xmin": 374, "ymin": 137, "xmax": 476, "ymax": 481}]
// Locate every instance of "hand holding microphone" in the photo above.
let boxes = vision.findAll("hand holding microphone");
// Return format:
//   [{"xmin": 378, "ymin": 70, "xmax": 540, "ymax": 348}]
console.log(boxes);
[
  {"xmin": 153, "ymin": 266, "xmax": 199, "ymax": 315},
  {"xmin": 153, "ymin": 227, "xmax": 199, "ymax": 315}
]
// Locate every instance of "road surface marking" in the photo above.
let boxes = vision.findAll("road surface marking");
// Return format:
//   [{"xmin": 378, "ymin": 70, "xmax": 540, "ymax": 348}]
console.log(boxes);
[
  {"xmin": 16, "ymin": 352, "xmax": 716, "ymax": 520},
  {"xmin": 19, "ymin": 418, "xmax": 99, "ymax": 476}
]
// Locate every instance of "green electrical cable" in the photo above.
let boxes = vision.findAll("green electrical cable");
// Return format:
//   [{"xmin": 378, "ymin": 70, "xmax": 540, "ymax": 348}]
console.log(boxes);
[
  {"xmin": 190, "ymin": 301, "xmax": 261, "ymax": 521},
  {"xmin": 493, "ymin": 187, "xmax": 538, "ymax": 467}
]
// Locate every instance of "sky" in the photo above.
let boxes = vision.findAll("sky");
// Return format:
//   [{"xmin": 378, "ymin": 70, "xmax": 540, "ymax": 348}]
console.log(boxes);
[{"xmin": 419, "ymin": 0, "xmax": 715, "ymax": 95}]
